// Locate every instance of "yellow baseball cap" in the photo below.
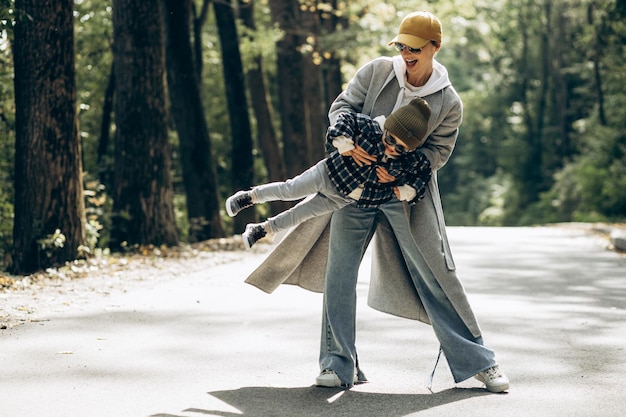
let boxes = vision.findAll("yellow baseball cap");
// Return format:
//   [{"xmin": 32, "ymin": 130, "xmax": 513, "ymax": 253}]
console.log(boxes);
[{"xmin": 388, "ymin": 11, "xmax": 443, "ymax": 49}]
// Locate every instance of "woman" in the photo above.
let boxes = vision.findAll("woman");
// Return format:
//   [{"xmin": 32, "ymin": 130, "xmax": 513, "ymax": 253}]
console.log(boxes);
[{"xmin": 246, "ymin": 10, "xmax": 509, "ymax": 393}]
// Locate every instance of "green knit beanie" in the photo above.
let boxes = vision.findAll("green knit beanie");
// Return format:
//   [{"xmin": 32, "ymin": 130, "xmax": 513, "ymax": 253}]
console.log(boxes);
[{"xmin": 384, "ymin": 98, "xmax": 431, "ymax": 151}]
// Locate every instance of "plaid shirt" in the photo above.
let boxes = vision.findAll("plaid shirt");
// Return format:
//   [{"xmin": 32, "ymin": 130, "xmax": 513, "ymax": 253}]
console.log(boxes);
[{"xmin": 324, "ymin": 112, "xmax": 432, "ymax": 208}]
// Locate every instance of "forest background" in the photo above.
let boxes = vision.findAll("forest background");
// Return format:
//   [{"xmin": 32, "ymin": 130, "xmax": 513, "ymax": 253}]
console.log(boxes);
[{"xmin": 0, "ymin": 0, "xmax": 624, "ymax": 275}]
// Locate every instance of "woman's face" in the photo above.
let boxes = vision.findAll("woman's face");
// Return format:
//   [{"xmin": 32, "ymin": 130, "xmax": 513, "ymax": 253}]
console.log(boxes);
[{"xmin": 400, "ymin": 41, "xmax": 439, "ymax": 74}]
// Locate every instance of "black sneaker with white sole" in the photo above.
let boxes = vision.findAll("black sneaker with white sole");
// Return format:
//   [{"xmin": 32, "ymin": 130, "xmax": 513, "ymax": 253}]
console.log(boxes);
[
  {"xmin": 242, "ymin": 223, "xmax": 267, "ymax": 249},
  {"xmin": 226, "ymin": 190, "xmax": 253, "ymax": 217}
]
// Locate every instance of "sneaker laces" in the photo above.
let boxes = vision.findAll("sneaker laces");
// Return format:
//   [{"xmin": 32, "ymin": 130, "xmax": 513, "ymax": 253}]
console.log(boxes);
[
  {"xmin": 234, "ymin": 193, "xmax": 253, "ymax": 211},
  {"xmin": 482, "ymin": 365, "xmax": 502, "ymax": 380},
  {"xmin": 250, "ymin": 225, "xmax": 266, "ymax": 241}
]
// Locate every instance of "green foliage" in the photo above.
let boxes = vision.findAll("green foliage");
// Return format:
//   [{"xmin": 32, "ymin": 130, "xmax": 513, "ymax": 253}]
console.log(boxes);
[
  {"xmin": 437, "ymin": 0, "xmax": 626, "ymax": 225},
  {"xmin": 84, "ymin": 179, "xmax": 109, "ymax": 250},
  {"xmin": 0, "ymin": 186, "xmax": 12, "ymax": 266},
  {"xmin": 517, "ymin": 0, "xmax": 626, "ymax": 225},
  {"xmin": 36, "ymin": 229, "xmax": 67, "ymax": 266},
  {"xmin": 237, "ymin": 19, "xmax": 281, "ymax": 73},
  {"xmin": 174, "ymin": 193, "xmax": 190, "ymax": 243},
  {"xmin": 535, "ymin": 124, "xmax": 626, "ymax": 224},
  {"xmin": 0, "ymin": 0, "xmax": 625, "ymax": 269},
  {"xmin": 74, "ymin": 0, "xmax": 114, "ymax": 182},
  {"xmin": 477, "ymin": 171, "xmax": 516, "ymax": 226},
  {"xmin": 0, "ymin": 0, "xmax": 13, "ymax": 31}
]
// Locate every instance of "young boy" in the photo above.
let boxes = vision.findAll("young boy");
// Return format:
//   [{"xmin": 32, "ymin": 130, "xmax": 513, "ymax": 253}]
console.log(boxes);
[{"xmin": 226, "ymin": 98, "xmax": 432, "ymax": 249}]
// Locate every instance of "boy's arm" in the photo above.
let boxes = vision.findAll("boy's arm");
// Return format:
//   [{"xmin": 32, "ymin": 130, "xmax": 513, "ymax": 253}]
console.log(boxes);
[
  {"xmin": 327, "ymin": 112, "xmax": 379, "ymax": 166},
  {"xmin": 399, "ymin": 151, "xmax": 432, "ymax": 205},
  {"xmin": 395, "ymin": 184, "xmax": 417, "ymax": 202},
  {"xmin": 326, "ymin": 112, "xmax": 358, "ymax": 153}
]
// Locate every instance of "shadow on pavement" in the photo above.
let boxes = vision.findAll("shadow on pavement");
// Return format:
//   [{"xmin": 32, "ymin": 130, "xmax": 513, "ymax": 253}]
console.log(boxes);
[{"xmin": 151, "ymin": 386, "xmax": 489, "ymax": 417}]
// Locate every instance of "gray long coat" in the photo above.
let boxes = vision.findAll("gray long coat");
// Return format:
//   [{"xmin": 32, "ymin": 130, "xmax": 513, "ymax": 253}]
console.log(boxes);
[{"xmin": 246, "ymin": 56, "xmax": 482, "ymax": 338}]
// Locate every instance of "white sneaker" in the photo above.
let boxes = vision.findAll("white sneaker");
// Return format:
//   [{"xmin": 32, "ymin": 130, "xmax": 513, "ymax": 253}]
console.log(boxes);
[
  {"xmin": 475, "ymin": 365, "xmax": 509, "ymax": 393},
  {"xmin": 315, "ymin": 369, "xmax": 358, "ymax": 388}
]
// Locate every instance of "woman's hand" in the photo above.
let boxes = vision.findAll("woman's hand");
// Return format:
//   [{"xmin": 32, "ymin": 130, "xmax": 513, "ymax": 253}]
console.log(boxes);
[
  {"xmin": 342, "ymin": 144, "xmax": 377, "ymax": 167},
  {"xmin": 376, "ymin": 166, "xmax": 396, "ymax": 183}
]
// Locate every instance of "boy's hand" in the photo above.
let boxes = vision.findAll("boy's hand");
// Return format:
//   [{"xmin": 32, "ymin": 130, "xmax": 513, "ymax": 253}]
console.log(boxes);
[
  {"xmin": 342, "ymin": 144, "xmax": 377, "ymax": 166},
  {"xmin": 376, "ymin": 166, "xmax": 396, "ymax": 183}
]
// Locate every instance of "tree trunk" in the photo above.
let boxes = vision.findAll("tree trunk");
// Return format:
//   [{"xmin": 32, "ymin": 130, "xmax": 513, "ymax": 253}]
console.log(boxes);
[
  {"xmin": 588, "ymin": 2, "xmax": 606, "ymax": 126},
  {"xmin": 192, "ymin": 0, "xmax": 211, "ymax": 80},
  {"xmin": 516, "ymin": 2, "xmax": 542, "ymax": 211},
  {"xmin": 164, "ymin": 0, "xmax": 225, "ymax": 241},
  {"xmin": 300, "ymin": 4, "xmax": 326, "ymax": 163},
  {"xmin": 238, "ymin": 0, "xmax": 291, "ymax": 217},
  {"xmin": 528, "ymin": 0, "xmax": 549, "ymax": 195},
  {"xmin": 111, "ymin": 0, "xmax": 178, "ymax": 248},
  {"xmin": 322, "ymin": 55, "xmax": 343, "ymax": 110},
  {"xmin": 11, "ymin": 0, "xmax": 86, "ymax": 274},
  {"xmin": 98, "ymin": 62, "xmax": 115, "ymax": 165},
  {"xmin": 268, "ymin": 0, "xmax": 310, "ymax": 177},
  {"xmin": 97, "ymin": 62, "xmax": 115, "ymax": 189},
  {"xmin": 214, "ymin": 0, "xmax": 256, "ymax": 233},
  {"xmin": 319, "ymin": 0, "xmax": 344, "ymax": 109},
  {"xmin": 552, "ymin": 2, "xmax": 570, "ymax": 161}
]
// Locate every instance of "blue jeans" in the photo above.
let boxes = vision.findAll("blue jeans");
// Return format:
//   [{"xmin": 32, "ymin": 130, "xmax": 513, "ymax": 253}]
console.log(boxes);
[
  {"xmin": 320, "ymin": 200, "xmax": 496, "ymax": 386},
  {"xmin": 253, "ymin": 160, "xmax": 354, "ymax": 234}
]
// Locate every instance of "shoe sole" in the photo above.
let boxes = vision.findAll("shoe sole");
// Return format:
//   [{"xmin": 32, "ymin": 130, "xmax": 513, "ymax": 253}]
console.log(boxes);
[
  {"xmin": 316, "ymin": 372, "xmax": 359, "ymax": 388},
  {"xmin": 242, "ymin": 234, "xmax": 253, "ymax": 250},
  {"xmin": 315, "ymin": 379, "xmax": 342, "ymax": 387},
  {"xmin": 225, "ymin": 196, "xmax": 236, "ymax": 217}
]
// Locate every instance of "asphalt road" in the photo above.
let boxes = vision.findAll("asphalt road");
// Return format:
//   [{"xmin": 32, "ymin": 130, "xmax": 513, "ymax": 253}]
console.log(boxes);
[{"xmin": 1, "ymin": 226, "xmax": 625, "ymax": 417}]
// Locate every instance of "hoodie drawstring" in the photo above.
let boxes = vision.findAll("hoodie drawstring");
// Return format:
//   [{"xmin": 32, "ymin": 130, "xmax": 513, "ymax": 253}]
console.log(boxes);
[{"xmin": 427, "ymin": 346, "xmax": 443, "ymax": 392}]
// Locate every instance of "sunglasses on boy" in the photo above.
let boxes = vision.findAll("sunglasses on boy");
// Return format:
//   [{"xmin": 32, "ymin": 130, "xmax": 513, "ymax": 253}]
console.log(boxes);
[
  {"xmin": 383, "ymin": 130, "xmax": 408, "ymax": 154},
  {"xmin": 393, "ymin": 42, "xmax": 427, "ymax": 54}
]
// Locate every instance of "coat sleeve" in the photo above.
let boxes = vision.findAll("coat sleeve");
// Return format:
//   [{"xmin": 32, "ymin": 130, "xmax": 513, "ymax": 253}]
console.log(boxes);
[
  {"xmin": 419, "ymin": 87, "xmax": 463, "ymax": 172},
  {"xmin": 328, "ymin": 61, "xmax": 376, "ymax": 124}
]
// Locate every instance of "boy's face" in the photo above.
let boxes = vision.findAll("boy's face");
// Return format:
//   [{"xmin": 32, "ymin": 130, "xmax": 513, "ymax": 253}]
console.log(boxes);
[{"xmin": 383, "ymin": 130, "xmax": 409, "ymax": 156}]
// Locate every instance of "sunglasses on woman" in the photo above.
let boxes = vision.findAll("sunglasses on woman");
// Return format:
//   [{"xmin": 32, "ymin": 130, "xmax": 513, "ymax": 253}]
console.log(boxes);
[
  {"xmin": 383, "ymin": 130, "xmax": 408, "ymax": 154},
  {"xmin": 393, "ymin": 42, "xmax": 427, "ymax": 54}
]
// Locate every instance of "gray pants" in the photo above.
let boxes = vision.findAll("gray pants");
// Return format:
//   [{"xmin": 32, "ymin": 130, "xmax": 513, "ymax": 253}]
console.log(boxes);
[{"xmin": 253, "ymin": 160, "xmax": 355, "ymax": 234}]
